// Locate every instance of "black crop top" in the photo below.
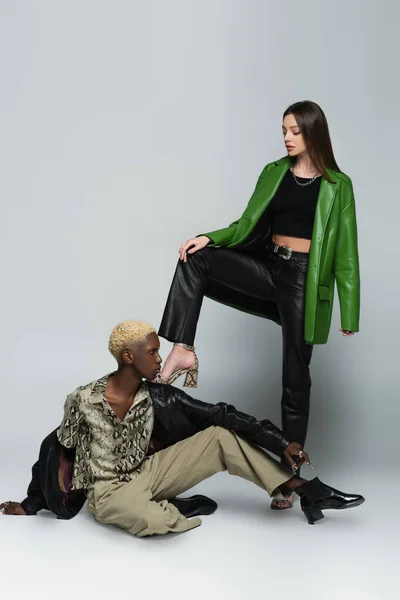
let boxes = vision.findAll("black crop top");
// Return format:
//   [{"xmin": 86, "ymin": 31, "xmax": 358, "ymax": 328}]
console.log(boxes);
[{"xmin": 264, "ymin": 169, "xmax": 322, "ymax": 240}]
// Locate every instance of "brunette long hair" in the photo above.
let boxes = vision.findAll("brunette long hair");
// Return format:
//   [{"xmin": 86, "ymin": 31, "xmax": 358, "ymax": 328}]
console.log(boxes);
[{"xmin": 283, "ymin": 101, "xmax": 341, "ymax": 180}]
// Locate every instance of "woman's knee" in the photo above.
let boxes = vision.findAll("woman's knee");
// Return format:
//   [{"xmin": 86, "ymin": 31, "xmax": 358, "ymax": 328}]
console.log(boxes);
[{"xmin": 182, "ymin": 246, "xmax": 212, "ymax": 267}]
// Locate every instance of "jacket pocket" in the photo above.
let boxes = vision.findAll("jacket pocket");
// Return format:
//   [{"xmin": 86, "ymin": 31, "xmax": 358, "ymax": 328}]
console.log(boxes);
[{"xmin": 318, "ymin": 285, "xmax": 330, "ymax": 301}]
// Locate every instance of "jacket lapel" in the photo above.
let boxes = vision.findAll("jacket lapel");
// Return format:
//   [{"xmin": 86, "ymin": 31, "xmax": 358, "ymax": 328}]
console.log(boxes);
[
  {"xmin": 308, "ymin": 176, "xmax": 337, "ymax": 276},
  {"xmin": 254, "ymin": 158, "xmax": 291, "ymax": 214},
  {"xmin": 312, "ymin": 177, "xmax": 337, "ymax": 239}
]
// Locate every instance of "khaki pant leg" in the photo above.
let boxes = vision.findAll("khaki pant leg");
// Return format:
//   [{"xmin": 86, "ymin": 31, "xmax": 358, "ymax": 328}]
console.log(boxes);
[
  {"xmin": 87, "ymin": 472, "xmax": 201, "ymax": 538},
  {"xmin": 148, "ymin": 425, "xmax": 292, "ymax": 502}
]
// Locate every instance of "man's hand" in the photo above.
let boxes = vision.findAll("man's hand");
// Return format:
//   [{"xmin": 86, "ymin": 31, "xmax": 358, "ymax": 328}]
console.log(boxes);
[
  {"xmin": 283, "ymin": 442, "xmax": 310, "ymax": 472},
  {"xmin": 0, "ymin": 501, "xmax": 26, "ymax": 515}
]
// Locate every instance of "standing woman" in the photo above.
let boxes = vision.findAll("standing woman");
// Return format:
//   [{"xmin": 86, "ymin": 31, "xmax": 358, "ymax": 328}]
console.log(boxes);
[{"xmin": 157, "ymin": 100, "xmax": 360, "ymax": 509}]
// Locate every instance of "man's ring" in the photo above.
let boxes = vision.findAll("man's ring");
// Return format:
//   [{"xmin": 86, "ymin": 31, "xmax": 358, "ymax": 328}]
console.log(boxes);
[{"xmin": 298, "ymin": 450, "xmax": 303, "ymax": 457}]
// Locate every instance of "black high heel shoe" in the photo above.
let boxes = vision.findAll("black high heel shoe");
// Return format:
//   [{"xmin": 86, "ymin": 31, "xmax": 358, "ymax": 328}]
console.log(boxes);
[{"xmin": 295, "ymin": 477, "xmax": 365, "ymax": 524}]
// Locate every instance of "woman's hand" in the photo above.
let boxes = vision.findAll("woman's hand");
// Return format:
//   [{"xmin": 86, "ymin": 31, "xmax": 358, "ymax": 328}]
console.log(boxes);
[
  {"xmin": 283, "ymin": 442, "xmax": 310, "ymax": 471},
  {"xmin": 339, "ymin": 329, "xmax": 355, "ymax": 337},
  {"xmin": 179, "ymin": 235, "xmax": 210, "ymax": 263}
]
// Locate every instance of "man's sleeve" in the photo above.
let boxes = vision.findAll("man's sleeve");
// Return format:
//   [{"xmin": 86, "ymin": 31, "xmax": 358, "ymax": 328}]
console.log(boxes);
[
  {"xmin": 20, "ymin": 459, "xmax": 48, "ymax": 515},
  {"xmin": 57, "ymin": 393, "xmax": 81, "ymax": 449},
  {"xmin": 175, "ymin": 389, "xmax": 293, "ymax": 458}
]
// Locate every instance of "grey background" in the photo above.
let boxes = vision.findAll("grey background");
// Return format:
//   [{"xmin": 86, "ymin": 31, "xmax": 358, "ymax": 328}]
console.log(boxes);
[
  {"xmin": 1, "ymin": 2, "xmax": 398, "ymax": 599},
  {"xmin": 1, "ymin": 0, "xmax": 398, "ymax": 475}
]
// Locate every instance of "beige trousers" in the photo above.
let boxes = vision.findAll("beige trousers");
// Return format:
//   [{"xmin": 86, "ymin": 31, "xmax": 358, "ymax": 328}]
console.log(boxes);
[{"xmin": 87, "ymin": 426, "xmax": 292, "ymax": 537}]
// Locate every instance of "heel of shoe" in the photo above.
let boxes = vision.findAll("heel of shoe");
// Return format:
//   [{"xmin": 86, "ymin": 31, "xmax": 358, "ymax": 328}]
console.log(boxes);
[
  {"xmin": 303, "ymin": 507, "xmax": 324, "ymax": 525},
  {"xmin": 183, "ymin": 358, "xmax": 199, "ymax": 388}
]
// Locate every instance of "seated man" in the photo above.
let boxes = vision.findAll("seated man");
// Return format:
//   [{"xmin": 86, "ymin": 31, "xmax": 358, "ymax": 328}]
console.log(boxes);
[{"xmin": 1, "ymin": 321, "xmax": 364, "ymax": 535}]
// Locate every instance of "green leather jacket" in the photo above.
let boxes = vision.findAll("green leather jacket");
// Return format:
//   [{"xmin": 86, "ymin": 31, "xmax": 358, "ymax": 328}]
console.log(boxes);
[{"xmin": 202, "ymin": 156, "xmax": 360, "ymax": 344}]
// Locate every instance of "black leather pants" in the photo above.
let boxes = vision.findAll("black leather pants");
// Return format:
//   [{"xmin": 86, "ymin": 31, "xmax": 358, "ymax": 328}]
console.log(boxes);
[{"xmin": 158, "ymin": 246, "xmax": 313, "ymax": 447}]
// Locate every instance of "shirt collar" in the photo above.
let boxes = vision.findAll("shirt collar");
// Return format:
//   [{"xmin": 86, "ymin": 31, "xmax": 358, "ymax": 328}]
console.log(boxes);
[
  {"xmin": 87, "ymin": 375, "xmax": 108, "ymax": 404},
  {"xmin": 88, "ymin": 375, "xmax": 150, "ymax": 405}
]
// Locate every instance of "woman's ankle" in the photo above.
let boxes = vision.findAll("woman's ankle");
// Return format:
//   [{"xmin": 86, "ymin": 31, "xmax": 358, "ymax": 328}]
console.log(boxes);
[
  {"xmin": 281, "ymin": 476, "xmax": 306, "ymax": 494},
  {"xmin": 174, "ymin": 342, "xmax": 195, "ymax": 352}
]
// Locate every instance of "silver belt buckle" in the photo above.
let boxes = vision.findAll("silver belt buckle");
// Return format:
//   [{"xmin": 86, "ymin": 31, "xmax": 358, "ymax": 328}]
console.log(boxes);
[{"xmin": 277, "ymin": 245, "xmax": 292, "ymax": 260}]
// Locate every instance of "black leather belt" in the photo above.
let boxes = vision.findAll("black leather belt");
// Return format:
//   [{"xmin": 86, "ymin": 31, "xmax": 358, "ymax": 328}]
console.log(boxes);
[{"xmin": 268, "ymin": 243, "xmax": 309, "ymax": 260}]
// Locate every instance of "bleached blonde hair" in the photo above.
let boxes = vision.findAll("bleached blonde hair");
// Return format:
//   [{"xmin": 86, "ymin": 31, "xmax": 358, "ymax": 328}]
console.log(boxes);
[{"xmin": 108, "ymin": 320, "xmax": 156, "ymax": 362}]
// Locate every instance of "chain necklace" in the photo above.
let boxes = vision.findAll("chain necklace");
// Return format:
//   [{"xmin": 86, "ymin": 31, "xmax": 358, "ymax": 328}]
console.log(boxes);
[{"xmin": 290, "ymin": 166, "xmax": 319, "ymax": 187}]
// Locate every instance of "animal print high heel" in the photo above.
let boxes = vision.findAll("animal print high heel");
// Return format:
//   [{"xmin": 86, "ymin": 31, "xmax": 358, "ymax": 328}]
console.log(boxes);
[
  {"xmin": 166, "ymin": 343, "xmax": 199, "ymax": 388},
  {"xmin": 270, "ymin": 493, "xmax": 294, "ymax": 510}
]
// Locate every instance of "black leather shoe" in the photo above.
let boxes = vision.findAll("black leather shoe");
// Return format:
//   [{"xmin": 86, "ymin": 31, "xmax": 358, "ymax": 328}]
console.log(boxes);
[
  {"xmin": 168, "ymin": 495, "xmax": 218, "ymax": 518},
  {"xmin": 295, "ymin": 477, "xmax": 365, "ymax": 524}
]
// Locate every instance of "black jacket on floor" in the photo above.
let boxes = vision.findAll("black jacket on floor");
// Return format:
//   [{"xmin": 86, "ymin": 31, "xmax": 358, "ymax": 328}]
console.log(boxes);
[{"xmin": 21, "ymin": 383, "xmax": 292, "ymax": 519}]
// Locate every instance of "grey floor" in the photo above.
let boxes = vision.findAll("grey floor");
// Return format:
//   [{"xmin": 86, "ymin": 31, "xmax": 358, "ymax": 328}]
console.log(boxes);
[{"xmin": 0, "ymin": 467, "xmax": 395, "ymax": 600}]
